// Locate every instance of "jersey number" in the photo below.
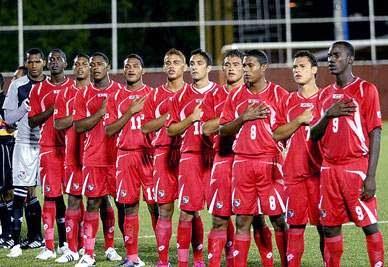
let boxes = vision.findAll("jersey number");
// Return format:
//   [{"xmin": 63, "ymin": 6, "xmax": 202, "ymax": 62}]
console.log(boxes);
[
  {"xmin": 130, "ymin": 116, "xmax": 142, "ymax": 130},
  {"xmin": 332, "ymin": 118, "xmax": 339, "ymax": 133},
  {"xmin": 250, "ymin": 125, "xmax": 257, "ymax": 140},
  {"xmin": 193, "ymin": 121, "xmax": 202, "ymax": 135}
]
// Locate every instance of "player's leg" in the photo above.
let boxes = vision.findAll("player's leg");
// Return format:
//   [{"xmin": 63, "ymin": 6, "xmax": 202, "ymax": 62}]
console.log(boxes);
[
  {"xmin": 252, "ymin": 215, "xmax": 274, "ymax": 267},
  {"xmin": 0, "ymin": 189, "xmax": 13, "ymax": 246},
  {"xmin": 234, "ymin": 215, "xmax": 253, "ymax": 267},
  {"xmin": 208, "ymin": 214, "xmax": 229, "ymax": 267},
  {"xmin": 156, "ymin": 202, "xmax": 174, "ymax": 266},
  {"xmin": 122, "ymin": 202, "xmax": 142, "ymax": 265},
  {"xmin": 362, "ymin": 223, "xmax": 384, "ymax": 267},
  {"xmin": 269, "ymin": 214, "xmax": 288, "ymax": 267},
  {"xmin": 100, "ymin": 196, "xmax": 116, "ymax": 251},
  {"xmin": 55, "ymin": 195, "xmax": 67, "ymax": 250},
  {"xmin": 323, "ymin": 226, "xmax": 342, "ymax": 267},
  {"xmin": 24, "ymin": 187, "xmax": 43, "ymax": 248},
  {"xmin": 177, "ymin": 210, "xmax": 194, "ymax": 267}
]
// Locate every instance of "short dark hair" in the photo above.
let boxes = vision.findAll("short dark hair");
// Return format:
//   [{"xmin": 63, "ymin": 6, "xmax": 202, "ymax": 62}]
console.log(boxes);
[
  {"xmin": 25, "ymin": 48, "xmax": 45, "ymax": 61},
  {"xmin": 49, "ymin": 48, "xmax": 67, "ymax": 62},
  {"xmin": 224, "ymin": 49, "xmax": 245, "ymax": 61},
  {"xmin": 0, "ymin": 73, "xmax": 4, "ymax": 90},
  {"xmin": 74, "ymin": 53, "xmax": 90, "ymax": 62},
  {"xmin": 294, "ymin": 50, "xmax": 318, "ymax": 67},
  {"xmin": 245, "ymin": 50, "xmax": 269, "ymax": 65},
  {"xmin": 331, "ymin": 41, "xmax": 355, "ymax": 57},
  {"xmin": 91, "ymin": 52, "xmax": 110, "ymax": 65},
  {"xmin": 125, "ymin": 54, "xmax": 144, "ymax": 67},
  {"xmin": 191, "ymin": 48, "xmax": 212, "ymax": 66}
]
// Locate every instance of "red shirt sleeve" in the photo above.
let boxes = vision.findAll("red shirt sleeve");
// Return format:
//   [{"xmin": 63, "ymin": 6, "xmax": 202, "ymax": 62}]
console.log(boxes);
[
  {"xmin": 28, "ymin": 83, "xmax": 41, "ymax": 118},
  {"xmin": 272, "ymin": 94, "xmax": 288, "ymax": 131},
  {"xmin": 219, "ymin": 93, "xmax": 235, "ymax": 125},
  {"xmin": 165, "ymin": 94, "xmax": 179, "ymax": 127},
  {"xmin": 53, "ymin": 88, "xmax": 68, "ymax": 120},
  {"xmin": 201, "ymin": 91, "xmax": 215, "ymax": 123},
  {"xmin": 104, "ymin": 93, "xmax": 118, "ymax": 126},
  {"xmin": 362, "ymin": 82, "xmax": 382, "ymax": 133},
  {"xmin": 142, "ymin": 90, "xmax": 156, "ymax": 124},
  {"xmin": 73, "ymin": 90, "xmax": 87, "ymax": 121}
]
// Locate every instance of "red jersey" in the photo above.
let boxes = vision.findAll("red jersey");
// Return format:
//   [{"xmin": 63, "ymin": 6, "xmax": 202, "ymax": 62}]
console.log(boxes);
[
  {"xmin": 54, "ymin": 84, "xmax": 86, "ymax": 166},
  {"xmin": 166, "ymin": 82, "xmax": 219, "ymax": 153},
  {"xmin": 220, "ymin": 82, "xmax": 288, "ymax": 156},
  {"xmin": 201, "ymin": 84, "xmax": 242, "ymax": 155},
  {"xmin": 105, "ymin": 84, "xmax": 153, "ymax": 150},
  {"xmin": 315, "ymin": 77, "xmax": 382, "ymax": 164},
  {"xmin": 274, "ymin": 91, "xmax": 322, "ymax": 183},
  {"xmin": 143, "ymin": 83, "xmax": 188, "ymax": 148},
  {"xmin": 29, "ymin": 77, "xmax": 74, "ymax": 147},
  {"xmin": 73, "ymin": 81, "xmax": 121, "ymax": 166}
]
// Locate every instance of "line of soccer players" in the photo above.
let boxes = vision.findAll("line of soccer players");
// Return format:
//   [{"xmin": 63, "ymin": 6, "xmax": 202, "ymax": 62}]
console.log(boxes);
[{"xmin": 0, "ymin": 40, "xmax": 384, "ymax": 267}]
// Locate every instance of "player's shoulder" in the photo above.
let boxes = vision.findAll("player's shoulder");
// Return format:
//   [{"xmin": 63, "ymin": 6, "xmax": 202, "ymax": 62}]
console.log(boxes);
[
  {"xmin": 356, "ymin": 77, "xmax": 379, "ymax": 97},
  {"xmin": 318, "ymin": 84, "xmax": 334, "ymax": 101},
  {"xmin": 229, "ymin": 83, "xmax": 246, "ymax": 101}
]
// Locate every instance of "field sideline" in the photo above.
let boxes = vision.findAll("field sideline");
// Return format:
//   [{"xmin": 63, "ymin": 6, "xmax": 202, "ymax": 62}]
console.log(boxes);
[{"xmin": 0, "ymin": 124, "xmax": 387, "ymax": 266}]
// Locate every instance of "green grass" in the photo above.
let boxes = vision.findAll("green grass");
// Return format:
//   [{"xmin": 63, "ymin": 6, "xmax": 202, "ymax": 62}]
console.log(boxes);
[{"xmin": 1, "ymin": 124, "xmax": 388, "ymax": 266}]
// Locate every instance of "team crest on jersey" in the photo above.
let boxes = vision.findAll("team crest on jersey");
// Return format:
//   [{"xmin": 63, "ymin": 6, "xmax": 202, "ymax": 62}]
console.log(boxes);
[
  {"xmin": 182, "ymin": 196, "xmax": 189, "ymax": 204},
  {"xmin": 248, "ymin": 99, "xmax": 260, "ymax": 104},
  {"xmin": 216, "ymin": 201, "xmax": 223, "ymax": 209},
  {"xmin": 129, "ymin": 95, "xmax": 139, "ymax": 100},
  {"xmin": 300, "ymin": 103, "xmax": 313, "ymax": 108},
  {"xmin": 233, "ymin": 199, "xmax": 241, "ymax": 208},
  {"xmin": 120, "ymin": 190, "xmax": 127, "ymax": 198},
  {"xmin": 320, "ymin": 209, "xmax": 327, "ymax": 218},
  {"xmin": 87, "ymin": 184, "xmax": 94, "ymax": 192},
  {"xmin": 287, "ymin": 209, "xmax": 295, "ymax": 218},
  {"xmin": 332, "ymin": 94, "xmax": 343, "ymax": 99},
  {"xmin": 158, "ymin": 190, "xmax": 165, "ymax": 198}
]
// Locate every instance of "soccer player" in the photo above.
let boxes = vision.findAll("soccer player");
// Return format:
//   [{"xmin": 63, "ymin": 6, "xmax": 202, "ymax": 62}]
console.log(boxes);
[
  {"xmin": 219, "ymin": 50, "xmax": 288, "ymax": 267},
  {"xmin": 52, "ymin": 53, "xmax": 90, "ymax": 263},
  {"xmin": 310, "ymin": 41, "xmax": 384, "ymax": 267},
  {"xmin": 272, "ymin": 50, "xmax": 324, "ymax": 266},
  {"xmin": 104, "ymin": 54, "xmax": 154, "ymax": 267},
  {"xmin": 142, "ymin": 48, "xmax": 187, "ymax": 267},
  {"xmin": 0, "ymin": 73, "xmax": 15, "ymax": 250},
  {"xmin": 73, "ymin": 52, "xmax": 122, "ymax": 267},
  {"xmin": 3, "ymin": 48, "xmax": 45, "ymax": 257},
  {"xmin": 28, "ymin": 48, "xmax": 73, "ymax": 260},
  {"xmin": 167, "ymin": 48, "xmax": 218, "ymax": 267}
]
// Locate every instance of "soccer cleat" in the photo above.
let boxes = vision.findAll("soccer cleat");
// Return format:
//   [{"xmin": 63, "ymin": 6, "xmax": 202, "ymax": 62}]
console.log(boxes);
[
  {"xmin": 36, "ymin": 247, "xmax": 56, "ymax": 260},
  {"xmin": 2, "ymin": 238, "xmax": 14, "ymax": 249},
  {"xmin": 6, "ymin": 244, "xmax": 22, "ymax": 258},
  {"xmin": 55, "ymin": 249, "xmax": 80, "ymax": 263},
  {"xmin": 75, "ymin": 254, "xmax": 96, "ymax": 267},
  {"xmin": 117, "ymin": 259, "xmax": 136, "ymax": 267},
  {"xmin": 156, "ymin": 261, "xmax": 172, "ymax": 267},
  {"xmin": 27, "ymin": 239, "xmax": 45, "ymax": 249},
  {"xmin": 78, "ymin": 247, "xmax": 85, "ymax": 256},
  {"xmin": 0, "ymin": 237, "xmax": 5, "ymax": 246},
  {"xmin": 57, "ymin": 242, "xmax": 69, "ymax": 255},
  {"xmin": 136, "ymin": 257, "xmax": 145, "ymax": 266},
  {"xmin": 105, "ymin": 247, "xmax": 122, "ymax": 261},
  {"xmin": 20, "ymin": 238, "xmax": 30, "ymax": 249},
  {"xmin": 193, "ymin": 260, "xmax": 206, "ymax": 267}
]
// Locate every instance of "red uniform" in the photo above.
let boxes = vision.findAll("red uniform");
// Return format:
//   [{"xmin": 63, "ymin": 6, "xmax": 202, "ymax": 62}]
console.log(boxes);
[
  {"xmin": 73, "ymin": 81, "xmax": 120, "ymax": 198},
  {"xmin": 315, "ymin": 77, "xmax": 382, "ymax": 227},
  {"xmin": 166, "ymin": 82, "xmax": 217, "ymax": 211},
  {"xmin": 143, "ymin": 84, "xmax": 187, "ymax": 204},
  {"xmin": 54, "ymin": 84, "xmax": 86, "ymax": 196},
  {"xmin": 220, "ymin": 82, "xmax": 288, "ymax": 215},
  {"xmin": 274, "ymin": 91, "xmax": 322, "ymax": 225},
  {"xmin": 105, "ymin": 84, "xmax": 155, "ymax": 204},
  {"xmin": 202, "ymin": 85, "xmax": 239, "ymax": 217},
  {"xmin": 29, "ymin": 77, "xmax": 73, "ymax": 197}
]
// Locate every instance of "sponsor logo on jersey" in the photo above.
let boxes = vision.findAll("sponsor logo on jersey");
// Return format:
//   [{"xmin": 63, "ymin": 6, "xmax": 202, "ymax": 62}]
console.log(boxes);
[
  {"xmin": 129, "ymin": 95, "xmax": 140, "ymax": 100},
  {"xmin": 216, "ymin": 201, "xmax": 223, "ymax": 209},
  {"xmin": 248, "ymin": 99, "xmax": 260, "ymax": 104},
  {"xmin": 97, "ymin": 93, "xmax": 108, "ymax": 98},
  {"xmin": 300, "ymin": 102, "xmax": 313, "ymax": 108},
  {"xmin": 233, "ymin": 199, "xmax": 241, "ymax": 208},
  {"xmin": 333, "ymin": 94, "xmax": 343, "ymax": 99}
]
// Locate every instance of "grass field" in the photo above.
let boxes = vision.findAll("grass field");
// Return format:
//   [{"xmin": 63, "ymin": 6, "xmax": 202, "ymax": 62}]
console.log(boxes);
[{"xmin": 0, "ymin": 125, "xmax": 387, "ymax": 266}]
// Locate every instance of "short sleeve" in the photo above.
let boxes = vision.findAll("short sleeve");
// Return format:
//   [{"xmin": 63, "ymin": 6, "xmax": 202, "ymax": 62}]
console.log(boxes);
[
  {"xmin": 201, "ymin": 91, "xmax": 215, "ymax": 123},
  {"xmin": 142, "ymin": 90, "xmax": 156, "ymax": 124},
  {"xmin": 73, "ymin": 90, "xmax": 87, "ymax": 121},
  {"xmin": 219, "ymin": 93, "xmax": 235, "ymax": 125},
  {"xmin": 2, "ymin": 80, "xmax": 19, "ymax": 111},
  {"xmin": 54, "ymin": 88, "xmax": 68, "ymax": 120},
  {"xmin": 363, "ymin": 82, "xmax": 382, "ymax": 132},
  {"xmin": 165, "ymin": 95, "xmax": 179, "ymax": 127},
  {"xmin": 272, "ymin": 94, "xmax": 288, "ymax": 131},
  {"xmin": 28, "ymin": 83, "xmax": 42, "ymax": 118},
  {"xmin": 104, "ymin": 94, "xmax": 118, "ymax": 126}
]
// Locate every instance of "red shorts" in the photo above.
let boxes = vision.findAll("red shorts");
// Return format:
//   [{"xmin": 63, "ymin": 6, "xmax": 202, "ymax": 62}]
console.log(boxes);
[
  {"xmin": 82, "ymin": 165, "xmax": 116, "ymax": 198},
  {"xmin": 320, "ymin": 158, "xmax": 379, "ymax": 227},
  {"xmin": 178, "ymin": 152, "xmax": 210, "ymax": 212},
  {"xmin": 64, "ymin": 164, "xmax": 83, "ymax": 196},
  {"xmin": 40, "ymin": 146, "xmax": 65, "ymax": 198},
  {"xmin": 285, "ymin": 176, "xmax": 320, "ymax": 225},
  {"xmin": 116, "ymin": 149, "xmax": 155, "ymax": 205},
  {"xmin": 232, "ymin": 155, "xmax": 286, "ymax": 216},
  {"xmin": 207, "ymin": 154, "xmax": 233, "ymax": 217},
  {"xmin": 153, "ymin": 147, "xmax": 178, "ymax": 204}
]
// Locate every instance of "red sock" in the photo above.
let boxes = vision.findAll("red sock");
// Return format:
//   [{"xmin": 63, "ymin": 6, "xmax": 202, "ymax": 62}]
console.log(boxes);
[
  {"xmin": 83, "ymin": 211, "xmax": 99, "ymax": 256},
  {"xmin": 42, "ymin": 201, "xmax": 56, "ymax": 251},
  {"xmin": 234, "ymin": 232, "xmax": 251, "ymax": 267},
  {"xmin": 177, "ymin": 220, "xmax": 192, "ymax": 267},
  {"xmin": 287, "ymin": 228, "xmax": 305, "ymax": 267},
  {"xmin": 324, "ymin": 235, "xmax": 343, "ymax": 267},
  {"xmin": 254, "ymin": 226, "xmax": 274, "ymax": 267},
  {"xmin": 192, "ymin": 215, "xmax": 204, "ymax": 263},
  {"xmin": 225, "ymin": 219, "xmax": 235, "ymax": 267},
  {"xmin": 124, "ymin": 214, "xmax": 139, "ymax": 262},
  {"xmin": 65, "ymin": 208, "xmax": 81, "ymax": 252},
  {"xmin": 78, "ymin": 201, "xmax": 85, "ymax": 250},
  {"xmin": 156, "ymin": 217, "xmax": 172, "ymax": 264},
  {"xmin": 275, "ymin": 230, "xmax": 288, "ymax": 267},
  {"xmin": 102, "ymin": 206, "xmax": 115, "ymax": 250},
  {"xmin": 366, "ymin": 231, "xmax": 384, "ymax": 267},
  {"xmin": 150, "ymin": 212, "xmax": 158, "ymax": 234},
  {"xmin": 208, "ymin": 229, "xmax": 227, "ymax": 267}
]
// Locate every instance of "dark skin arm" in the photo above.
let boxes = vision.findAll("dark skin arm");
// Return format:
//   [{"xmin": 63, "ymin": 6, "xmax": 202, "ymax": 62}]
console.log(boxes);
[
  {"xmin": 105, "ymin": 96, "xmax": 146, "ymax": 137},
  {"xmin": 74, "ymin": 99, "xmax": 106, "ymax": 133},
  {"xmin": 202, "ymin": 118, "xmax": 219, "ymax": 136},
  {"xmin": 361, "ymin": 127, "xmax": 381, "ymax": 201},
  {"xmin": 141, "ymin": 113, "xmax": 168, "ymax": 134},
  {"xmin": 219, "ymin": 102, "xmax": 270, "ymax": 136},
  {"xmin": 54, "ymin": 115, "xmax": 73, "ymax": 130},
  {"xmin": 28, "ymin": 107, "xmax": 54, "ymax": 128},
  {"xmin": 310, "ymin": 99, "xmax": 356, "ymax": 141}
]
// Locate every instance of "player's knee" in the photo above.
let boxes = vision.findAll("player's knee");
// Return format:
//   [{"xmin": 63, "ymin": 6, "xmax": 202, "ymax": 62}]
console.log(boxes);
[
  {"xmin": 124, "ymin": 202, "xmax": 139, "ymax": 215},
  {"xmin": 236, "ymin": 215, "xmax": 253, "ymax": 233},
  {"xmin": 362, "ymin": 223, "xmax": 379, "ymax": 236},
  {"xmin": 67, "ymin": 195, "xmax": 82, "ymax": 210},
  {"xmin": 212, "ymin": 215, "xmax": 229, "ymax": 230},
  {"xmin": 87, "ymin": 197, "xmax": 102, "ymax": 212},
  {"xmin": 252, "ymin": 214, "xmax": 266, "ymax": 230},
  {"xmin": 179, "ymin": 210, "xmax": 194, "ymax": 221},
  {"xmin": 159, "ymin": 203, "xmax": 174, "ymax": 218},
  {"xmin": 323, "ymin": 226, "xmax": 341, "ymax": 237},
  {"xmin": 269, "ymin": 214, "xmax": 287, "ymax": 232}
]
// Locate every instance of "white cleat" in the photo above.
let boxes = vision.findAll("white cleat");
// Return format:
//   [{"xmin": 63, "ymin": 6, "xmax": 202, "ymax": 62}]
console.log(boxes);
[
  {"xmin": 55, "ymin": 249, "xmax": 79, "ymax": 263},
  {"xmin": 57, "ymin": 242, "xmax": 69, "ymax": 255},
  {"xmin": 36, "ymin": 247, "xmax": 56, "ymax": 260},
  {"xmin": 105, "ymin": 247, "xmax": 122, "ymax": 261},
  {"xmin": 137, "ymin": 257, "xmax": 145, "ymax": 267},
  {"xmin": 7, "ymin": 244, "xmax": 22, "ymax": 258},
  {"xmin": 75, "ymin": 254, "xmax": 96, "ymax": 267},
  {"xmin": 78, "ymin": 247, "xmax": 85, "ymax": 256}
]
